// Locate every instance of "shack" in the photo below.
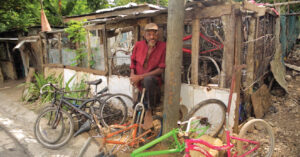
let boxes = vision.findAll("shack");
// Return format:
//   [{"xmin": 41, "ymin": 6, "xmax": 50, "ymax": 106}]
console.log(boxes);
[{"xmin": 37, "ymin": 1, "xmax": 297, "ymax": 132}]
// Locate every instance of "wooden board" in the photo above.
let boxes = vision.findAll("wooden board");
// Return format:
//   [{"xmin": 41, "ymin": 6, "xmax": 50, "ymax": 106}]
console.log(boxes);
[{"xmin": 196, "ymin": 4, "xmax": 232, "ymax": 19}]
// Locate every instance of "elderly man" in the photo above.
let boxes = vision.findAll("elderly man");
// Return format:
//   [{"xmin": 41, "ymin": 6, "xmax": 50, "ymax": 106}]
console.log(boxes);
[{"xmin": 130, "ymin": 23, "xmax": 166, "ymax": 127}]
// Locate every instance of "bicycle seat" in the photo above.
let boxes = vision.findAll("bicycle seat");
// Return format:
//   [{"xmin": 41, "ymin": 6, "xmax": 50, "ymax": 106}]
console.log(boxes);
[{"xmin": 85, "ymin": 79, "xmax": 102, "ymax": 85}]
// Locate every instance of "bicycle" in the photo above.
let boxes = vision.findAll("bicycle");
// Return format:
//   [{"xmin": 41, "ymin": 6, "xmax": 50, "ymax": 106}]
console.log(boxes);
[
  {"xmin": 182, "ymin": 65, "xmax": 274, "ymax": 157},
  {"xmin": 131, "ymin": 65, "xmax": 274, "ymax": 157},
  {"xmin": 78, "ymin": 89, "xmax": 163, "ymax": 157},
  {"xmin": 131, "ymin": 116, "xmax": 210, "ymax": 157},
  {"xmin": 34, "ymin": 79, "xmax": 132, "ymax": 149}
]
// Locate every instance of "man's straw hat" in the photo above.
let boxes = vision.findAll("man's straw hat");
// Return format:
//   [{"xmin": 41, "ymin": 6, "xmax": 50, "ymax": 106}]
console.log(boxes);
[{"xmin": 144, "ymin": 23, "xmax": 158, "ymax": 31}]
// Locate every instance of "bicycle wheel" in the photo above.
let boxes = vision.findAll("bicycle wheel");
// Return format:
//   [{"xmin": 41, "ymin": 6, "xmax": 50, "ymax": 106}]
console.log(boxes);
[
  {"xmin": 237, "ymin": 119, "xmax": 274, "ymax": 157},
  {"xmin": 143, "ymin": 115, "xmax": 163, "ymax": 143},
  {"xmin": 184, "ymin": 99, "xmax": 226, "ymax": 137},
  {"xmin": 34, "ymin": 107, "xmax": 74, "ymax": 149},
  {"xmin": 99, "ymin": 94, "xmax": 129, "ymax": 128}
]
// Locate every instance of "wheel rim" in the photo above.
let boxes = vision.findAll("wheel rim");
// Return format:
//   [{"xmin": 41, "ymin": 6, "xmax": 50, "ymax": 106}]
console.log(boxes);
[{"xmin": 238, "ymin": 120, "xmax": 274, "ymax": 157}]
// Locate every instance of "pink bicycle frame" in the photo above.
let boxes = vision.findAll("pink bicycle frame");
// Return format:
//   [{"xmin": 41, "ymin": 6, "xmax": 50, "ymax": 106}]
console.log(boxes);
[
  {"xmin": 184, "ymin": 130, "xmax": 260, "ymax": 157},
  {"xmin": 184, "ymin": 65, "xmax": 260, "ymax": 157}
]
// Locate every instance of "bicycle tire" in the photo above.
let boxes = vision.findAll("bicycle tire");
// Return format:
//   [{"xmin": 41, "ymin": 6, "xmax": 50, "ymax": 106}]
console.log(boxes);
[
  {"xmin": 184, "ymin": 99, "xmax": 226, "ymax": 137},
  {"xmin": 34, "ymin": 107, "xmax": 74, "ymax": 149},
  {"xmin": 237, "ymin": 119, "xmax": 274, "ymax": 157},
  {"xmin": 69, "ymin": 93, "xmax": 112, "ymax": 131},
  {"xmin": 99, "ymin": 94, "xmax": 129, "ymax": 128},
  {"xmin": 34, "ymin": 106, "xmax": 65, "ymax": 144}
]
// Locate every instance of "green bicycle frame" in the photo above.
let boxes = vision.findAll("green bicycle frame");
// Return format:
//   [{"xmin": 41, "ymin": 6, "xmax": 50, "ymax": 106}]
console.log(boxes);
[{"xmin": 131, "ymin": 125, "xmax": 209, "ymax": 157}]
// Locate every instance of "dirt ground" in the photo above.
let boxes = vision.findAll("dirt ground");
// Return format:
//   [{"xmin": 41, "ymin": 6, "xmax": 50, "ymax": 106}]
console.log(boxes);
[{"xmin": 263, "ymin": 45, "xmax": 300, "ymax": 157}]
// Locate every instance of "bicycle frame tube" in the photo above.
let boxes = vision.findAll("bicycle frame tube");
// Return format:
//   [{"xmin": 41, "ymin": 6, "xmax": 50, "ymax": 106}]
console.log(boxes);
[
  {"xmin": 230, "ymin": 135, "xmax": 260, "ymax": 157},
  {"xmin": 131, "ymin": 119, "xmax": 210, "ymax": 157},
  {"xmin": 184, "ymin": 137, "xmax": 234, "ymax": 157},
  {"xmin": 184, "ymin": 130, "xmax": 260, "ymax": 157},
  {"xmin": 131, "ymin": 129, "xmax": 184, "ymax": 157},
  {"xmin": 60, "ymin": 99, "xmax": 93, "ymax": 120},
  {"xmin": 104, "ymin": 123, "xmax": 139, "ymax": 145}
]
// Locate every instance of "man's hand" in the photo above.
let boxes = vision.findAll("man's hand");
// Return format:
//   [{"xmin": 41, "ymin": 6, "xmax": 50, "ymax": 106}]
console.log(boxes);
[{"xmin": 130, "ymin": 74, "xmax": 143, "ymax": 87}]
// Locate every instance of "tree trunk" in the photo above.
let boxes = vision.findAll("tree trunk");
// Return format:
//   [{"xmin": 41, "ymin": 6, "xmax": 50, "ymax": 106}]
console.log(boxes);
[{"xmin": 163, "ymin": 0, "xmax": 184, "ymax": 134}]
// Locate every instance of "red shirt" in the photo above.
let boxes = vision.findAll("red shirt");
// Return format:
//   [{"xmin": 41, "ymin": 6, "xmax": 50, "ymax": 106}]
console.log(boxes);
[{"xmin": 130, "ymin": 40, "xmax": 166, "ymax": 87}]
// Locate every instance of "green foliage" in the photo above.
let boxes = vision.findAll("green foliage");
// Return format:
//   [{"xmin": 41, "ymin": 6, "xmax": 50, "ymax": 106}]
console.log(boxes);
[
  {"xmin": 0, "ymin": 0, "xmax": 40, "ymax": 32},
  {"xmin": 20, "ymin": 72, "xmax": 88, "ymax": 104},
  {"xmin": 65, "ymin": 20, "xmax": 95, "ymax": 67},
  {"xmin": 65, "ymin": 78, "xmax": 88, "ymax": 99},
  {"xmin": 65, "ymin": 20, "xmax": 87, "ymax": 43},
  {"xmin": 65, "ymin": 20, "xmax": 87, "ymax": 66},
  {"xmin": 87, "ymin": 0, "xmax": 109, "ymax": 12},
  {"xmin": 0, "ymin": 0, "xmax": 109, "ymax": 33},
  {"xmin": 20, "ymin": 73, "xmax": 64, "ymax": 103}
]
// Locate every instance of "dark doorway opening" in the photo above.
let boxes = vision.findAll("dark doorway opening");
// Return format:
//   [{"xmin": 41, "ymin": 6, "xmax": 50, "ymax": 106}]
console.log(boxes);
[{"xmin": 12, "ymin": 50, "xmax": 25, "ymax": 79}]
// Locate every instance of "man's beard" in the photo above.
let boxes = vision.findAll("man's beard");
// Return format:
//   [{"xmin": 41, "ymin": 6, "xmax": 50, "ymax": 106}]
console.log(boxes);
[{"xmin": 147, "ymin": 40, "xmax": 156, "ymax": 48}]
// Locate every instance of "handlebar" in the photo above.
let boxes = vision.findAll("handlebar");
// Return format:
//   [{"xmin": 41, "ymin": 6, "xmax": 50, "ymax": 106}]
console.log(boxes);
[
  {"xmin": 177, "ymin": 116, "xmax": 208, "ymax": 134},
  {"xmin": 40, "ymin": 83, "xmax": 63, "ymax": 95}
]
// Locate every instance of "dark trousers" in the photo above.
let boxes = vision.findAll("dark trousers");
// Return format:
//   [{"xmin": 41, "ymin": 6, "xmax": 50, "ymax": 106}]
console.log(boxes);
[{"xmin": 138, "ymin": 76, "xmax": 160, "ymax": 110}]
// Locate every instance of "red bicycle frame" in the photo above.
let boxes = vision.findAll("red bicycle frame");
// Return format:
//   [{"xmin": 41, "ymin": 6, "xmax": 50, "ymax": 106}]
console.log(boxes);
[{"xmin": 182, "ymin": 32, "xmax": 224, "ymax": 54}]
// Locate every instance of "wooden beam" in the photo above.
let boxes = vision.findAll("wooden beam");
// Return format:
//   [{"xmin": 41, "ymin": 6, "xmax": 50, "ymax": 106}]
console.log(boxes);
[
  {"xmin": 43, "ymin": 64, "xmax": 107, "ymax": 75},
  {"xmin": 191, "ymin": 18, "xmax": 200, "ymax": 85},
  {"xmin": 282, "ymin": 12, "xmax": 300, "ymax": 16},
  {"xmin": 163, "ymin": 0, "xmax": 184, "ymax": 134},
  {"xmin": 106, "ymin": 19, "xmax": 138, "ymax": 30},
  {"xmin": 63, "ymin": 6, "xmax": 150, "ymax": 23},
  {"xmin": 220, "ymin": 10, "xmax": 236, "ymax": 88},
  {"xmin": 265, "ymin": 1, "xmax": 300, "ymax": 7},
  {"xmin": 244, "ymin": 1, "xmax": 267, "ymax": 17},
  {"xmin": 196, "ymin": 4, "xmax": 232, "ymax": 19},
  {"xmin": 233, "ymin": 14, "xmax": 243, "ymax": 133},
  {"xmin": 85, "ymin": 24, "xmax": 104, "ymax": 30}
]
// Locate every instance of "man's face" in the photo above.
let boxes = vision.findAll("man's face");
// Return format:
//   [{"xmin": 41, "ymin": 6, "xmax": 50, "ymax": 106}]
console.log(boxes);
[{"xmin": 144, "ymin": 30, "xmax": 158, "ymax": 47}]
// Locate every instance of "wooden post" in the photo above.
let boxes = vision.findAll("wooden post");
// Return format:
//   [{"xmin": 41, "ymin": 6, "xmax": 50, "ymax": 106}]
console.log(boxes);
[
  {"xmin": 58, "ymin": 33, "xmax": 63, "ymax": 64},
  {"xmin": 0, "ymin": 66, "xmax": 3, "ymax": 84},
  {"xmin": 191, "ymin": 18, "xmax": 200, "ymax": 85},
  {"xmin": 26, "ymin": 68, "xmax": 36, "ymax": 83},
  {"xmin": 233, "ymin": 13, "xmax": 243, "ymax": 133},
  {"xmin": 5, "ymin": 42, "xmax": 12, "ymax": 62},
  {"xmin": 102, "ymin": 25, "xmax": 109, "ymax": 75},
  {"xmin": 86, "ymin": 30, "xmax": 92, "ymax": 68},
  {"xmin": 254, "ymin": 17, "xmax": 259, "ymax": 82},
  {"xmin": 45, "ymin": 33, "xmax": 49, "ymax": 64},
  {"xmin": 163, "ymin": 0, "xmax": 184, "ymax": 134},
  {"xmin": 19, "ymin": 47, "xmax": 28, "ymax": 77},
  {"xmin": 245, "ymin": 17, "xmax": 256, "ymax": 117},
  {"xmin": 220, "ymin": 8, "xmax": 236, "ymax": 88},
  {"xmin": 133, "ymin": 25, "xmax": 140, "ymax": 44}
]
